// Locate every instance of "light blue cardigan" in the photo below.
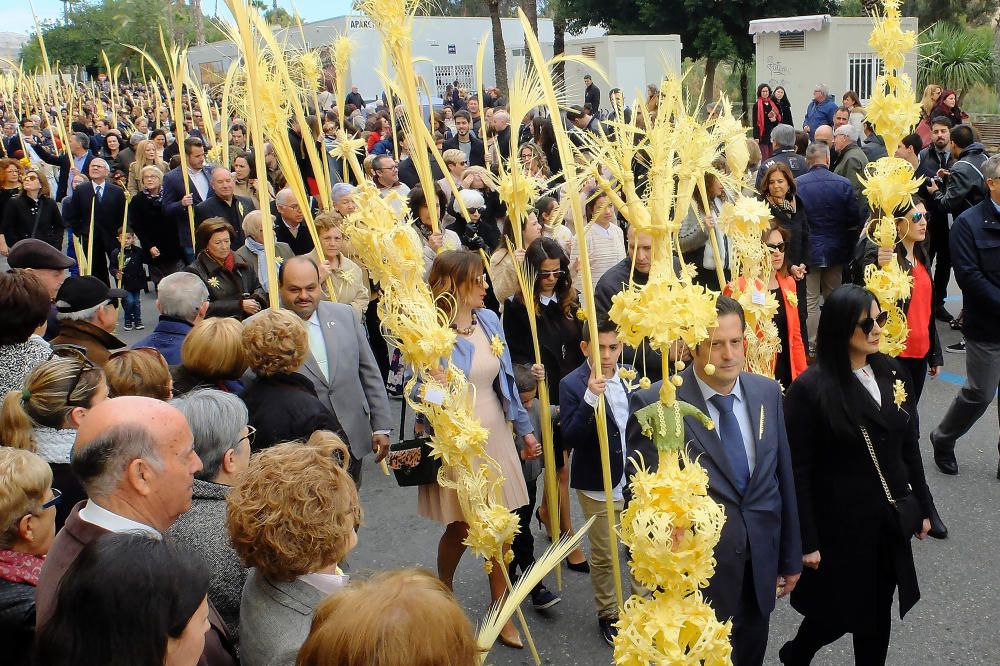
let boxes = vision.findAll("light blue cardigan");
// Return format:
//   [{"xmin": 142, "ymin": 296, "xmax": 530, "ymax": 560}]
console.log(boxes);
[{"xmin": 412, "ymin": 308, "xmax": 534, "ymax": 437}]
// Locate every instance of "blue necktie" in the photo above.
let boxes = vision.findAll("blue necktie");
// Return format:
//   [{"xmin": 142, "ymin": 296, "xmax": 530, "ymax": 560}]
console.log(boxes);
[
  {"xmin": 709, "ymin": 394, "xmax": 750, "ymax": 494},
  {"xmin": 95, "ymin": 184, "xmax": 103, "ymax": 203}
]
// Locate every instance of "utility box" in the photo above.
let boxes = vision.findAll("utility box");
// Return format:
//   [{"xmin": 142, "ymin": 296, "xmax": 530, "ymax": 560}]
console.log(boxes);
[
  {"xmin": 562, "ymin": 34, "xmax": 683, "ymax": 113},
  {"xmin": 750, "ymin": 14, "xmax": 918, "ymax": 126}
]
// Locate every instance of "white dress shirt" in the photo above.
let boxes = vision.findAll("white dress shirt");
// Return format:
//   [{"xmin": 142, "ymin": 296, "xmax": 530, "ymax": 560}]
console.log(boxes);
[
  {"xmin": 189, "ymin": 167, "xmax": 210, "ymax": 201},
  {"xmin": 581, "ymin": 365, "xmax": 629, "ymax": 502},
  {"xmin": 78, "ymin": 500, "xmax": 161, "ymax": 539},
  {"xmin": 694, "ymin": 372, "xmax": 756, "ymax": 476},
  {"xmin": 853, "ymin": 364, "xmax": 881, "ymax": 407},
  {"xmin": 298, "ymin": 569, "xmax": 349, "ymax": 595}
]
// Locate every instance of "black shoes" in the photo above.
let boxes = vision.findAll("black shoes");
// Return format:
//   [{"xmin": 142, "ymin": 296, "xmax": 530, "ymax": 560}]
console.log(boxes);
[
  {"xmin": 928, "ymin": 506, "xmax": 949, "ymax": 539},
  {"xmin": 934, "ymin": 306, "xmax": 954, "ymax": 323},
  {"xmin": 530, "ymin": 584, "xmax": 561, "ymax": 610},
  {"xmin": 934, "ymin": 455, "xmax": 959, "ymax": 475},
  {"xmin": 567, "ymin": 558, "xmax": 591, "ymax": 573},
  {"xmin": 598, "ymin": 616, "xmax": 618, "ymax": 646},
  {"xmin": 945, "ymin": 340, "xmax": 966, "ymax": 353}
]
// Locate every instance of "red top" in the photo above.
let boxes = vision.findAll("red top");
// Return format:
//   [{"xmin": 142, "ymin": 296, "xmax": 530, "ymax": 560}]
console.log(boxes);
[{"xmin": 901, "ymin": 260, "xmax": 931, "ymax": 359}]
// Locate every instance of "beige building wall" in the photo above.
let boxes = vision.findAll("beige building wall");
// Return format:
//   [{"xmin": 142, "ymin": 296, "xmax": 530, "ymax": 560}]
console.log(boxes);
[{"xmin": 754, "ymin": 16, "xmax": 918, "ymax": 127}]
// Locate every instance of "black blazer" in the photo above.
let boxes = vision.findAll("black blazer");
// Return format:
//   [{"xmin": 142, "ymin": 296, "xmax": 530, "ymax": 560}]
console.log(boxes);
[
  {"xmin": 503, "ymin": 295, "xmax": 584, "ymax": 405},
  {"xmin": 627, "ymin": 367, "xmax": 802, "ymax": 621},
  {"xmin": 559, "ymin": 360, "xmax": 633, "ymax": 492},
  {"xmin": 128, "ymin": 191, "xmax": 185, "ymax": 264},
  {"xmin": 783, "ymin": 355, "xmax": 932, "ymax": 628},
  {"xmin": 442, "ymin": 135, "xmax": 486, "ymax": 168},
  {"xmin": 241, "ymin": 372, "xmax": 347, "ymax": 452},
  {"xmin": 61, "ymin": 181, "xmax": 127, "ymax": 253},
  {"xmin": 0, "ymin": 195, "xmax": 64, "ymax": 249},
  {"xmin": 194, "ymin": 195, "xmax": 254, "ymax": 249}
]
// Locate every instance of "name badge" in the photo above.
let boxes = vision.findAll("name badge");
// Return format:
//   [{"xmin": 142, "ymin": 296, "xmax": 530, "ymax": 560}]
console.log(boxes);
[
  {"xmin": 424, "ymin": 387, "xmax": 446, "ymax": 405},
  {"xmin": 751, "ymin": 290, "xmax": 766, "ymax": 306}
]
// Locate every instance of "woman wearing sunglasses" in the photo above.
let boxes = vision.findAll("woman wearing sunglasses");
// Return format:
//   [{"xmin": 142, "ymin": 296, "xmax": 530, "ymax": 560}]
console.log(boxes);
[
  {"xmin": 779, "ymin": 284, "xmax": 942, "ymax": 665},
  {"xmin": 850, "ymin": 200, "xmax": 942, "ymax": 406},
  {"xmin": 0, "ymin": 350, "xmax": 108, "ymax": 530},
  {"xmin": 0, "ymin": 448, "xmax": 59, "ymax": 666},
  {"xmin": 501, "ymin": 237, "xmax": 589, "ymax": 572}
]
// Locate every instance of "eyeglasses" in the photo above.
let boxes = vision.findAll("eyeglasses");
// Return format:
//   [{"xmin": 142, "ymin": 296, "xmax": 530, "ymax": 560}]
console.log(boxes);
[
  {"xmin": 857, "ymin": 310, "xmax": 889, "ymax": 335},
  {"xmin": 474, "ymin": 273, "xmax": 489, "ymax": 286},
  {"xmin": 378, "ymin": 165, "xmax": 398, "ymax": 172},
  {"xmin": 23, "ymin": 174, "xmax": 39, "ymax": 182},
  {"xmin": 42, "ymin": 488, "xmax": 63, "ymax": 510},
  {"xmin": 109, "ymin": 346, "xmax": 164, "ymax": 361},
  {"xmin": 236, "ymin": 425, "xmax": 256, "ymax": 449},
  {"xmin": 910, "ymin": 211, "xmax": 924, "ymax": 223},
  {"xmin": 766, "ymin": 242, "xmax": 786, "ymax": 253},
  {"xmin": 539, "ymin": 270, "xmax": 564, "ymax": 279}
]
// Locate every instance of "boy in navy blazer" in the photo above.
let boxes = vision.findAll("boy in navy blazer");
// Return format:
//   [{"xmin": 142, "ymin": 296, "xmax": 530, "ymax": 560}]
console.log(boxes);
[{"xmin": 559, "ymin": 318, "xmax": 646, "ymax": 646}]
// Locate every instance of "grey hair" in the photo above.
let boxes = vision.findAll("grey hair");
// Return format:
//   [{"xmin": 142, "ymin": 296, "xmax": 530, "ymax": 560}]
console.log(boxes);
[
  {"xmin": 815, "ymin": 84, "xmax": 829, "ymax": 96},
  {"xmin": 834, "ymin": 124, "xmax": 860, "ymax": 142},
  {"xmin": 71, "ymin": 424, "xmax": 162, "ymax": 498},
  {"xmin": 56, "ymin": 300, "xmax": 108, "ymax": 322},
  {"xmin": 805, "ymin": 142, "xmax": 830, "ymax": 164},
  {"xmin": 771, "ymin": 124, "xmax": 795, "ymax": 148},
  {"xmin": 982, "ymin": 154, "xmax": 1000, "ymax": 181},
  {"xmin": 242, "ymin": 209, "xmax": 266, "ymax": 237},
  {"xmin": 157, "ymin": 272, "xmax": 209, "ymax": 322},
  {"xmin": 72, "ymin": 131, "xmax": 90, "ymax": 149},
  {"xmin": 171, "ymin": 389, "xmax": 248, "ymax": 482}
]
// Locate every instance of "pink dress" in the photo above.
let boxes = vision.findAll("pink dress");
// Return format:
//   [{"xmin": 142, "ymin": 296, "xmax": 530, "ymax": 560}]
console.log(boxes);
[{"xmin": 418, "ymin": 325, "xmax": 529, "ymax": 524}]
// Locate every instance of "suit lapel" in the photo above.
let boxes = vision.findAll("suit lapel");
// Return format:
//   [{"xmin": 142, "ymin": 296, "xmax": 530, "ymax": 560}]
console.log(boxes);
[
  {"xmin": 675, "ymin": 368, "xmax": 743, "ymax": 493},
  {"xmin": 320, "ymin": 305, "xmax": 339, "ymax": 385}
]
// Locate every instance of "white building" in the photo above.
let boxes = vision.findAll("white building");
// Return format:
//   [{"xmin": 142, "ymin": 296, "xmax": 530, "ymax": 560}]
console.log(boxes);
[
  {"xmin": 0, "ymin": 32, "xmax": 28, "ymax": 71},
  {"xmin": 562, "ymin": 34, "xmax": 683, "ymax": 111},
  {"xmin": 750, "ymin": 14, "xmax": 919, "ymax": 117},
  {"xmin": 186, "ymin": 15, "xmax": 557, "ymax": 101}
]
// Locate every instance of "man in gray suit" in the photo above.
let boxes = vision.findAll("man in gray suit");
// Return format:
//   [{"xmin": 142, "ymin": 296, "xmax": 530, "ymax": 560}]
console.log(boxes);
[
  {"xmin": 626, "ymin": 296, "xmax": 802, "ymax": 666},
  {"xmin": 278, "ymin": 256, "xmax": 392, "ymax": 483}
]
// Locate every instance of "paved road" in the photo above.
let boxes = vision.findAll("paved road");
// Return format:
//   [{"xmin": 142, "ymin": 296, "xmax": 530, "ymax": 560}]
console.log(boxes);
[{"xmin": 117, "ymin": 286, "xmax": 999, "ymax": 666}]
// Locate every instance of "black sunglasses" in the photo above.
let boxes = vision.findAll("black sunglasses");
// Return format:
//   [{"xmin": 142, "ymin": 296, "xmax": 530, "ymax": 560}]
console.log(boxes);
[
  {"xmin": 50, "ymin": 345, "xmax": 96, "ymax": 406},
  {"xmin": 42, "ymin": 488, "xmax": 63, "ymax": 510},
  {"xmin": 766, "ymin": 242, "xmax": 786, "ymax": 253},
  {"xmin": 857, "ymin": 310, "xmax": 889, "ymax": 335}
]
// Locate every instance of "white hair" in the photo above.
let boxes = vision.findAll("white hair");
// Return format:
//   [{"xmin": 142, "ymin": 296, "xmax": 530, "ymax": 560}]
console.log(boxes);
[
  {"xmin": 834, "ymin": 124, "xmax": 860, "ymax": 142},
  {"xmin": 157, "ymin": 272, "xmax": 209, "ymax": 322},
  {"xmin": 56, "ymin": 300, "xmax": 108, "ymax": 322},
  {"xmin": 458, "ymin": 188, "xmax": 485, "ymax": 209}
]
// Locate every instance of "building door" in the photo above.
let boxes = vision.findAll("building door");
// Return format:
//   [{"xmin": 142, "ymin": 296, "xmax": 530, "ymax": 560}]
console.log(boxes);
[{"xmin": 434, "ymin": 65, "xmax": 475, "ymax": 99}]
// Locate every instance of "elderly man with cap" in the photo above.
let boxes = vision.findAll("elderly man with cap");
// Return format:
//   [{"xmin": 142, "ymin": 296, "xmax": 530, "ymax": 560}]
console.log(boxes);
[
  {"xmin": 50, "ymin": 275, "xmax": 127, "ymax": 366},
  {"xmin": 832, "ymin": 123, "xmax": 870, "ymax": 220},
  {"xmin": 7, "ymin": 238, "xmax": 76, "ymax": 341},
  {"xmin": 34, "ymin": 396, "xmax": 238, "ymax": 665}
]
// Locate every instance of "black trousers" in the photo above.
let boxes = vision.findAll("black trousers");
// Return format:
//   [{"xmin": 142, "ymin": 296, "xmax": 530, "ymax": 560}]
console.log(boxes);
[
  {"xmin": 928, "ymin": 212, "xmax": 951, "ymax": 310},
  {"xmin": 730, "ymin": 560, "xmax": 770, "ymax": 666},
  {"xmin": 364, "ymin": 296, "xmax": 390, "ymax": 384},
  {"xmin": 897, "ymin": 356, "xmax": 928, "ymax": 436},
  {"xmin": 781, "ymin": 549, "xmax": 895, "ymax": 665},
  {"xmin": 509, "ymin": 472, "xmax": 539, "ymax": 578}
]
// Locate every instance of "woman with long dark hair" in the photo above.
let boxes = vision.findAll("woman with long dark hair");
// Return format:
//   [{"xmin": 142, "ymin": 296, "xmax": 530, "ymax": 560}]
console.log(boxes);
[
  {"xmin": 35, "ymin": 533, "xmax": 211, "ymax": 666},
  {"xmin": 773, "ymin": 86, "xmax": 793, "ymax": 130},
  {"xmin": 759, "ymin": 162, "xmax": 809, "ymax": 333},
  {"xmin": 502, "ymin": 237, "xmax": 589, "ymax": 571},
  {"xmin": 780, "ymin": 284, "xmax": 942, "ymax": 665},
  {"xmin": 930, "ymin": 89, "xmax": 967, "ymax": 127},
  {"xmin": 752, "ymin": 83, "xmax": 782, "ymax": 160}
]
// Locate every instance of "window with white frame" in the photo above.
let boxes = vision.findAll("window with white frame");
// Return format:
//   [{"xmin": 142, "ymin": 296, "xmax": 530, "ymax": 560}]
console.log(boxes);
[
  {"xmin": 847, "ymin": 52, "xmax": 884, "ymax": 104},
  {"xmin": 434, "ymin": 65, "xmax": 474, "ymax": 99}
]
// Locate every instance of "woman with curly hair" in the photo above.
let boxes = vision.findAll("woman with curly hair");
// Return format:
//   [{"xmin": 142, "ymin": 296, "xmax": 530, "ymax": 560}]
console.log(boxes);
[
  {"xmin": 227, "ymin": 433, "xmax": 361, "ymax": 666},
  {"xmin": 239, "ymin": 308, "xmax": 347, "ymax": 451}
]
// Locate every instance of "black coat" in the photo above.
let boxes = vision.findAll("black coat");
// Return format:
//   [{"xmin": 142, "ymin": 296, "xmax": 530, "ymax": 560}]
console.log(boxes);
[
  {"xmin": 502, "ymin": 295, "xmax": 584, "ymax": 405},
  {"xmin": 398, "ymin": 152, "xmax": 444, "ymax": 189},
  {"xmin": 129, "ymin": 190, "xmax": 186, "ymax": 265},
  {"xmin": 784, "ymin": 356, "xmax": 933, "ymax": 628},
  {"xmin": 194, "ymin": 195, "xmax": 254, "ymax": 249},
  {"xmin": 273, "ymin": 218, "xmax": 315, "ymax": 255},
  {"xmin": 185, "ymin": 251, "xmax": 265, "ymax": 319},
  {"xmin": 110, "ymin": 245, "xmax": 148, "ymax": 292},
  {"xmin": 61, "ymin": 180, "xmax": 127, "ymax": 283},
  {"xmin": 1, "ymin": 194, "xmax": 64, "ymax": 249},
  {"xmin": 241, "ymin": 372, "xmax": 347, "ymax": 452},
  {"xmin": 0, "ymin": 577, "xmax": 34, "ymax": 666},
  {"xmin": 442, "ymin": 135, "xmax": 486, "ymax": 168}
]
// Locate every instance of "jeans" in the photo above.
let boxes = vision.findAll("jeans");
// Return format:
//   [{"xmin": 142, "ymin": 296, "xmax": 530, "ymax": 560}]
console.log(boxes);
[{"xmin": 123, "ymin": 290, "xmax": 142, "ymax": 325}]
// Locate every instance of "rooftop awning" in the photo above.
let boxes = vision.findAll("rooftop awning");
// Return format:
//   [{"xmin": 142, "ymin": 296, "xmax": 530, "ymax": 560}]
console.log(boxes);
[{"xmin": 748, "ymin": 14, "xmax": 831, "ymax": 35}]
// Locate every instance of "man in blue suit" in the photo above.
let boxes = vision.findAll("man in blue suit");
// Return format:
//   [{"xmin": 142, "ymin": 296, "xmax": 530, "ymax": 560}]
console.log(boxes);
[
  {"xmin": 626, "ymin": 296, "xmax": 802, "ymax": 666},
  {"xmin": 162, "ymin": 137, "xmax": 215, "ymax": 263}
]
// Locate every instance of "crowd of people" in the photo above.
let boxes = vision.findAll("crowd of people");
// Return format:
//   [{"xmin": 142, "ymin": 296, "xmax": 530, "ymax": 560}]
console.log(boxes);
[{"xmin": 0, "ymin": 63, "xmax": 997, "ymax": 666}]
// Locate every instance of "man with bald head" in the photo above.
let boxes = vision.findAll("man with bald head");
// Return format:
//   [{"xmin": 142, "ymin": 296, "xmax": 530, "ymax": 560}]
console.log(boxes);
[
  {"xmin": 61, "ymin": 157, "xmax": 127, "ymax": 286},
  {"xmin": 195, "ymin": 169, "xmax": 255, "ymax": 248},
  {"xmin": 35, "ymin": 397, "xmax": 237, "ymax": 665},
  {"xmin": 274, "ymin": 187, "xmax": 314, "ymax": 255},
  {"xmin": 277, "ymin": 255, "xmax": 391, "ymax": 484},
  {"xmin": 813, "ymin": 125, "xmax": 834, "ymax": 148}
]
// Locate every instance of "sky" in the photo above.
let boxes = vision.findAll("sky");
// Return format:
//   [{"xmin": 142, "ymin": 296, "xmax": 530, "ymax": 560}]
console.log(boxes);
[{"xmin": 1, "ymin": 0, "xmax": 354, "ymax": 37}]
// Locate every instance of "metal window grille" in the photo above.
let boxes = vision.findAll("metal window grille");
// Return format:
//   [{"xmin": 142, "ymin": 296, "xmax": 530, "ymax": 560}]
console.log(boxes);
[
  {"xmin": 778, "ymin": 31, "xmax": 805, "ymax": 49},
  {"xmin": 434, "ymin": 64, "xmax": 475, "ymax": 99},
  {"xmin": 847, "ymin": 53, "xmax": 885, "ymax": 104},
  {"xmin": 581, "ymin": 45, "xmax": 597, "ymax": 59}
]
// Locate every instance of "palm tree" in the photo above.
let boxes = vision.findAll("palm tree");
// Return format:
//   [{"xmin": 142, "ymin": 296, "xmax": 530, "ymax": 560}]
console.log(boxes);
[
  {"xmin": 919, "ymin": 22, "xmax": 996, "ymax": 101},
  {"xmin": 487, "ymin": 0, "xmax": 510, "ymax": 98}
]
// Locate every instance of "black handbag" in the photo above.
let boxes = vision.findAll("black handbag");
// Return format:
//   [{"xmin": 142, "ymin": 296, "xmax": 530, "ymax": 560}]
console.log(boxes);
[
  {"xmin": 386, "ymin": 398, "xmax": 441, "ymax": 487},
  {"xmin": 860, "ymin": 426, "xmax": 924, "ymax": 540}
]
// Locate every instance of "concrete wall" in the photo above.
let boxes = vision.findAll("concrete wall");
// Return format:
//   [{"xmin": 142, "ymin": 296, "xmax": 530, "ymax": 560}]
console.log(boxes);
[
  {"xmin": 563, "ymin": 35, "xmax": 683, "ymax": 112},
  {"xmin": 754, "ymin": 16, "xmax": 918, "ymax": 127},
  {"xmin": 186, "ymin": 15, "xmax": 554, "ymax": 101}
]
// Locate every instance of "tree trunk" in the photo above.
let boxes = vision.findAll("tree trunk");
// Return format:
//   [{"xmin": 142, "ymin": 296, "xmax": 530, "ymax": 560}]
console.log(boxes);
[
  {"xmin": 704, "ymin": 57, "xmax": 719, "ymax": 103},
  {"xmin": 192, "ymin": 0, "xmax": 205, "ymax": 45},
  {"xmin": 553, "ymin": 12, "xmax": 566, "ymax": 92},
  {"xmin": 521, "ymin": 0, "xmax": 538, "ymax": 38},
  {"xmin": 488, "ymin": 0, "xmax": 509, "ymax": 99}
]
